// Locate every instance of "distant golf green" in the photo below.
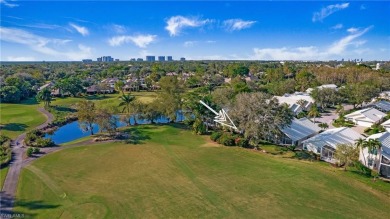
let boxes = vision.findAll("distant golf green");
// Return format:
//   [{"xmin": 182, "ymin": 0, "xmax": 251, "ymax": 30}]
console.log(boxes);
[
  {"xmin": 15, "ymin": 125, "xmax": 390, "ymax": 218},
  {"xmin": 0, "ymin": 99, "xmax": 46, "ymax": 139}
]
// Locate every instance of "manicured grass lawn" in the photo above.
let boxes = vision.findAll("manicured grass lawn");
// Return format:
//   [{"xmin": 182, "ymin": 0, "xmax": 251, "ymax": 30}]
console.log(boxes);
[
  {"xmin": 50, "ymin": 91, "xmax": 157, "ymax": 107},
  {"xmin": 15, "ymin": 125, "xmax": 390, "ymax": 218},
  {"xmin": 0, "ymin": 99, "xmax": 46, "ymax": 139},
  {"xmin": 0, "ymin": 166, "xmax": 9, "ymax": 189}
]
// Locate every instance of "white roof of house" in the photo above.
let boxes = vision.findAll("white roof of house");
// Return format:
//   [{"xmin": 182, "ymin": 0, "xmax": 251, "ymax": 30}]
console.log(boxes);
[
  {"xmin": 281, "ymin": 118, "xmax": 321, "ymax": 142},
  {"xmin": 306, "ymin": 84, "xmax": 338, "ymax": 93},
  {"xmin": 38, "ymin": 82, "xmax": 53, "ymax": 91},
  {"xmin": 345, "ymin": 108, "xmax": 386, "ymax": 123},
  {"xmin": 275, "ymin": 92, "xmax": 314, "ymax": 108},
  {"xmin": 289, "ymin": 104, "xmax": 302, "ymax": 114},
  {"xmin": 382, "ymin": 119, "xmax": 390, "ymax": 128},
  {"xmin": 318, "ymin": 84, "xmax": 338, "ymax": 89},
  {"xmin": 373, "ymin": 100, "xmax": 390, "ymax": 112},
  {"xmin": 367, "ymin": 132, "xmax": 390, "ymax": 159},
  {"xmin": 302, "ymin": 127, "xmax": 364, "ymax": 150}
]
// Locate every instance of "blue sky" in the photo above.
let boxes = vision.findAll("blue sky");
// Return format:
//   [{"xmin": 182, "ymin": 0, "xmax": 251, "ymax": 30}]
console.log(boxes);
[{"xmin": 1, "ymin": 1, "xmax": 389, "ymax": 61}]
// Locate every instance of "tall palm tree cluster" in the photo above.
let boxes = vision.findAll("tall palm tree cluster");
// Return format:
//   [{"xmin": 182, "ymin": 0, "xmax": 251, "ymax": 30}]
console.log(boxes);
[{"xmin": 355, "ymin": 138, "xmax": 382, "ymax": 168}]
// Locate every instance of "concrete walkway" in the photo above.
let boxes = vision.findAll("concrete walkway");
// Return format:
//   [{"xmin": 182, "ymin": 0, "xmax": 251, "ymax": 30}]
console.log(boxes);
[{"xmin": 0, "ymin": 108, "xmax": 54, "ymax": 217}]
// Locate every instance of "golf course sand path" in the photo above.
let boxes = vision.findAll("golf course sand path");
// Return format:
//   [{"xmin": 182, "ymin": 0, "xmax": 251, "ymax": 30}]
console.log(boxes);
[{"xmin": 0, "ymin": 107, "xmax": 54, "ymax": 217}]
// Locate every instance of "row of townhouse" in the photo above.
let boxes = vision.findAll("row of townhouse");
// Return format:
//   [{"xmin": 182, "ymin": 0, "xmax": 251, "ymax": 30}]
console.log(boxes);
[{"xmin": 273, "ymin": 85, "xmax": 390, "ymax": 179}]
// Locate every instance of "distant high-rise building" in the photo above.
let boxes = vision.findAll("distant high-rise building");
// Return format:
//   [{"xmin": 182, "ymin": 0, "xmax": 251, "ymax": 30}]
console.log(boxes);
[
  {"xmin": 146, "ymin": 56, "xmax": 155, "ymax": 61},
  {"xmin": 97, "ymin": 56, "xmax": 114, "ymax": 62},
  {"xmin": 82, "ymin": 59, "xmax": 93, "ymax": 63},
  {"xmin": 341, "ymin": 58, "xmax": 344, "ymax": 62},
  {"xmin": 130, "ymin": 58, "xmax": 136, "ymax": 61},
  {"xmin": 158, "ymin": 56, "xmax": 165, "ymax": 61},
  {"xmin": 180, "ymin": 57, "xmax": 186, "ymax": 61},
  {"xmin": 137, "ymin": 58, "xmax": 144, "ymax": 61},
  {"xmin": 167, "ymin": 56, "xmax": 173, "ymax": 61},
  {"xmin": 115, "ymin": 59, "xmax": 119, "ymax": 62}
]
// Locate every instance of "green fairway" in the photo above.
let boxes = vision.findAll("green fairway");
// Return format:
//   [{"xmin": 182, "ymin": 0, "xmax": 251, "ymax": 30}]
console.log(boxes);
[
  {"xmin": 15, "ymin": 125, "xmax": 390, "ymax": 218},
  {"xmin": 0, "ymin": 99, "xmax": 46, "ymax": 139},
  {"xmin": 51, "ymin": 91, "xmax": 157, "ymax": 107},
  {"xmin": 0, "ymin": 166, "xmax": 9, "ymax": 189}
]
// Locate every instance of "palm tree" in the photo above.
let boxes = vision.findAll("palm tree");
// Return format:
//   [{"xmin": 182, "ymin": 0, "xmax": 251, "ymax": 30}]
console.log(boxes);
[
  {"xmin": 296, "ymin": 99, "xmax": 307, "ymax": 109},
  {"xmin": 36, "ymin": 88, "xmax": 52, "ymax": 107},
  {"xmin": 118, "ymin": 94, "xmax": 135, "ymax": 125},
  {"xmin": 366, "ymin": 138, "xmax": 382, "ymax": 168},
  {"xmin": 308, "ymin": 106, "xmax": 320, "ymax": 123},
  {"xmin": 355, "ymin": 138, "xmax": 367, "ymax": 165},
  {"xmin": 318, "ymin": 123, "xmax": 329, "ymax": 130},
  {"xmin": 114, "ymin": 81, "xmax": 125, "ymax": 95},
  {"xmin": 335, "ymin": 104, "xmax": 344, "ymax": 115}
]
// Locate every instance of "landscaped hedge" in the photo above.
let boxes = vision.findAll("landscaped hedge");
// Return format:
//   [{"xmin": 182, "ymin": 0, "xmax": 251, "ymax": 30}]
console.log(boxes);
[
  {"xmin": 210, "ymin": 132, "xmax": 223, "ymax": 142},
  {"xmin": 210, "ymin": 131, "xmax": 249, "ymax": 147},
  {"xmin": 25, "ymin": 130, "xmax": 55, "ymax": 147},
  {"xmin": 0, "ymin": 135, "xmax": 12, "ymax": 166}
]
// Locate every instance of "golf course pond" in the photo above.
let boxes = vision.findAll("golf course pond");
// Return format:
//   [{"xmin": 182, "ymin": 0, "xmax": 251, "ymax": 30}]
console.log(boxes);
[{"xmin": 45, "ymin": 113, "xmax": 185, "ymax": 144}]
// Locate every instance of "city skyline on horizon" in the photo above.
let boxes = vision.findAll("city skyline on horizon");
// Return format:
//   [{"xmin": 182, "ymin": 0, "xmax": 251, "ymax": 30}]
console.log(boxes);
[{"xmin": 1, "ymin": 1, "xmax": 389, "ymax": 61}]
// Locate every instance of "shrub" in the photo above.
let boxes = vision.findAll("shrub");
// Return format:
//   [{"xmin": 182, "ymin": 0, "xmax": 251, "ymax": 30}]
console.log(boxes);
[
  {"xmin": 287, "ymin": 145, "xmax": 296, "ymax": 151},
  {"xmin": 236, "ymin": 138, "xmax": 250, "ymax": 148},
  {"xmin": 35, "ymin": 138, "xmax": 54, "ymax": 147},
  {"xmin": 296, "ymin": 111, "xmax": 307, "ymax": 119},
  {"xmin": 0, "ymin": 135, "xmax": 10, "ymax": 145},
  {"xmin": 32, "ymin": 147, "xmax": 40, "ymax": 154},
  {"xmin": 192, "ymin": 119, "xmax": 207, "ymax": 135},
  {"xmin": 294, "ymin": 151, "xmax": 318, "ymax": 161},
  {"xmin": 0, "ymin": 135, "xmax": 12, "ymax": 166},
  {"xmin": 26, "ymin": 147, "xmax": 34, "ymax": 157},
  {"xmin": 353, "ymin": 161, "xmax": 372, "ymax": 176},
  {"xmin": 210, "ymin": 132, "xmax": 223, "ymax": 142},
  {"xmin": 217, "ymin": 133, "xmax": 236, "ymax": 146}
]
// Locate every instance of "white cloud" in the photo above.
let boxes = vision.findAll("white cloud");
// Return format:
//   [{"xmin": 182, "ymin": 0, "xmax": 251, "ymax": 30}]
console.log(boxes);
[
  {"xmin": 0, "ymin": 27, "xmax": 92, "ymax": 60},
  {"xmin": 108, "ymin": 34, "xmax": 157, "ymax": 48},
  {"xmin": 360, "ymin": 4, "xmax": 366, "ymax": 10},
  {"xmin": 312, "ymin": 3, "xmax": 349, "ymax": 22},
  {"xmin": 183, "ymin": 41, "xmax": 197, "ymax": 47},
  {"xmin": 165, "ymin": 16, "xmax": 211, "ymax": 36},
  {"xmin": 251, "ymin": 25, "xmax": 372, "ymax": 60},
  {"xmin": 331, "ymin": 23, "xmax": 343, "ymax": 30},
  {"xmin": 253, "ymin": 46, "xmax": 321, "ymax": 60},
  {"xmin": 7, "ymin": 56, "xmax": 35, "ymax": 61},
  {"xmin": 112, "ymin": 24, "xmax": 126, "ymax": 34},
  {"xmin": 223, "ymin": 19, "xmax": 256, "ymax": 32},
  {"xmin": 0, "ymin": 0, "xmax": 18, "ymax": 8},
  {"xmin": 69, "ymin": 23, "xmax": 89, "ymax": 36},
  {"xmin": 347, "ymin": 27, "xmax": 359, "ymax": 33},
  {"xmin": 327, "ymin": 26, "xmax": 372, "ymax": 54},
  {"xmin": 22, "ymin": 23, "xmax": 62, "ymax": 30},
  {"xmin": 206, "ymin": 40, "xmax": 216, "ymax": 43}
]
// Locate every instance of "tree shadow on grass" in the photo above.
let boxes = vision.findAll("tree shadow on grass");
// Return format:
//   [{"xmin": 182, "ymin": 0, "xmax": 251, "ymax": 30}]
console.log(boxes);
[
  {"xmin": 123, "ymin": 127, "xmax": 151, "ymax": 144},
  {"xmin": 164, "ymin": 123, "xmax": 190, "ymax": 130},
  {"xmin": 20, "ymin": 98, "xmax": 39, "ymax": 105},
  {"xmin": 85, "ymin": 95, "xmax": 113, "ymax": 101},
  {"xmin": 0, "ymin": 192, "xmax": 61, "ymax": 218},
  {"xmin": 0, "ymin": 123, "xmax": 28, "ymax": 132},
  {"xmin": 51, "ymin": 105, "xmax": 76, "ymax": 113}
]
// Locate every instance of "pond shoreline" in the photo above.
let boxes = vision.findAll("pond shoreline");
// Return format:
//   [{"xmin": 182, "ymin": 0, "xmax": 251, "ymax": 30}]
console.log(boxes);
[{"xmin": 45, "ymin": 112, "xmax": 186, "ymax": 145}]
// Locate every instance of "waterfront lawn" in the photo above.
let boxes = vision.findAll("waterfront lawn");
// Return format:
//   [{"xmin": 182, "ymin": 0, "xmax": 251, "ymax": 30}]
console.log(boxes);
[
  {"xmin": 50, "ymin": 91, "xmax": 157, "ymax": 107},
  {"xmin": 0, "ymin": 99, "xmax": 46, "ymax": 139},
  {"xmin": 15, "ymin": 125, "xmax": 390, "ymax": 218}
]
